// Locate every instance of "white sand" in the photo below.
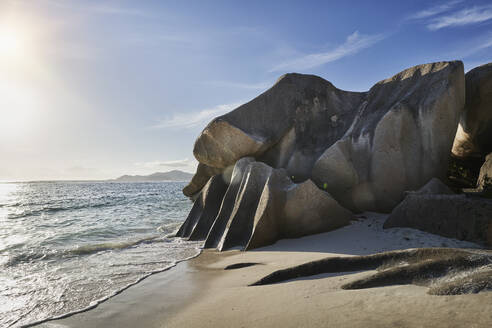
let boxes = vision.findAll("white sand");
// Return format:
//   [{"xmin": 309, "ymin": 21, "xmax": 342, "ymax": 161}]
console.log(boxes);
[{"xmin": 45, "ymin": 213, "xmax": 490, "ymax": 328}]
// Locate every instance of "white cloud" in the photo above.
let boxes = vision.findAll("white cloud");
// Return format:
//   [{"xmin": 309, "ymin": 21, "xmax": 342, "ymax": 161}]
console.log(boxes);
[
  {"xmin": 151, "ymin": 102, "xmax": 242, "ymax": 129},
  {"xmin": 408, "ymin": 0, "xmax": 462, "ymax": 20},
  {"xmin": 427, "ymin": 5, "xmax": 492, "ymax": 30},
  {"xmin": 269, "ymin": 31, "xmax": 385, "ymax": 72}
]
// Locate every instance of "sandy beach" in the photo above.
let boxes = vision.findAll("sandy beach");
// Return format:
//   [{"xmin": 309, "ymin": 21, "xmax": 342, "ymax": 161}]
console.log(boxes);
[{"xmin": 38, "ymin": 213, "xmax": 492, "ymax": 328}]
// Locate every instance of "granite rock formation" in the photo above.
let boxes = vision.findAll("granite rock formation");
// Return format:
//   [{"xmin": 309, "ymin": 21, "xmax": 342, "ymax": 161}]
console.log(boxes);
[
  {"xmin": 384, "ymin": 193, "xmax": 492, "ymax": 245},
  {"xmin": 478, "ymin": 153, "xmax": 492, "ymax": 191},
  {"xmin": 177, "ymin": 158, "xmax": 352, "ymax": 250},
  {"xmin": 404, "ymin": 177, "xmax": 454, "ymax": 196},
  {"xmin": 179, "ymin": 61, "xmax": 466, "ymax": 250},
  {"xmin": 452, "ymin": 63, "xmax": 492, "ymax": 158}
]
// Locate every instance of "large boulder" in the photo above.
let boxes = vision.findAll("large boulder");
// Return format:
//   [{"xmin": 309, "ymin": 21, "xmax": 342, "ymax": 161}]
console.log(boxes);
[
  {"xmin": 478, "ymin": 153, "xmax": 492, "ymax": 191},
  {"xmin": 180, "ymin": 61, "xmax": 467, "ymax": 249},
  {"xmin": 406, "ymin": 177, "xmax": 454, "ymax": 196},
  {"xmin": 193, "ymin": 73, "xmax": 364, "ymax": 176},
  {"xmin": 176, "ymin": 173, "xmax": 229, "ymax": 239},
  {"xmin": 246, "ymin": 174, "xmax": 353, "ymax": 250},
  {"xmin": 452, "ymin": 63, "xmax": 492, "ymax": 158},
  {"xmin": 185, "ymin": 62, "xmax": 465, "ymax": 213},
  {"xmin": 182, "ymin": 163, "xmax": 223, "ymax": 197},
  {"xmin": 384, "ymin": 194, "xmax": 492, "ymax": 245},
  {"xmin": 312, "ymin": 62, "xmax": 464, "ymax": 212},
  {"xmin": 178, "ymin": 159, "xmax": 353, "ymax": 250}
]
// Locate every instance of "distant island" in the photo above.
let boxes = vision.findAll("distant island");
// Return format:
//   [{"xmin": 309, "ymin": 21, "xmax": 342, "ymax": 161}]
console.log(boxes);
[{"xmin": 111, "ymin": 170, "xmax": 193, "ymax": 182}]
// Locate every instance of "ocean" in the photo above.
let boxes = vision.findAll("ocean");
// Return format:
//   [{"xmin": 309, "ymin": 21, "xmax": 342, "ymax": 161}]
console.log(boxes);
[{"xmin": 0, "ymin": 181, "xmax": 200, "ymax": 328}]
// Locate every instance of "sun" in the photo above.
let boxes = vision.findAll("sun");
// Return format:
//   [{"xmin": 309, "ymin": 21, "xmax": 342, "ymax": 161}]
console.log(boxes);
[{"xmin": 0, "ymin": 20, "xmax": 31, "ymax": 63}]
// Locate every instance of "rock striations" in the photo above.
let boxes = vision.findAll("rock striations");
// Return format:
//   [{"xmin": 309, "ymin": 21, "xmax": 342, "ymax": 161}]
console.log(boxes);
[
  {"xmin": 178, "ymin": 157, "xmax": 352, "ymax": 250},
  {"xmin": 178, "ymin": 61, "xmax": 468, "ymax": 250}
]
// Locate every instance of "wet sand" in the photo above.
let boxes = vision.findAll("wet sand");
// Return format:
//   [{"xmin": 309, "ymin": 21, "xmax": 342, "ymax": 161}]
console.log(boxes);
[{"xmin": 39, "ymin": 214, "xmax": 492, "ymax": 328}]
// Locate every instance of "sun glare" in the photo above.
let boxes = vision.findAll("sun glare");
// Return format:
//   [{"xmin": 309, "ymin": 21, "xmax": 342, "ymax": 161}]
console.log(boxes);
[
  {"xmin": 0, "ymin": 26, "xmax": 24, "ymax": 59},
  {"xmin": 0, "ymin": 29, "xmax": 20, "ymax": 56},
  {"xmin": 0, "ymin": 19, "xmax": 42, "ymax": 141}
]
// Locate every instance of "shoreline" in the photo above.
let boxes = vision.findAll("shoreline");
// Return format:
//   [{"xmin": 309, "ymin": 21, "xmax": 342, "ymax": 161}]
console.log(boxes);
[
  {"xmin": 35, "ymin": 250, "xmax": 224, "ymax": 328},
  {"xmin": 39, "ymin": 213, "xmax": 492, "ymax": 328},
  {"xmin": 26, "ymin": 248, "xmax": 203, "ymax": 328}
]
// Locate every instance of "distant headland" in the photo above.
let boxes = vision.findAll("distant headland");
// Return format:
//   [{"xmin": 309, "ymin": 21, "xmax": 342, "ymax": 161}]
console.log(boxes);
[{"xmin": 111, "ymin": 170, "xmax": 193, "ymax": 182}]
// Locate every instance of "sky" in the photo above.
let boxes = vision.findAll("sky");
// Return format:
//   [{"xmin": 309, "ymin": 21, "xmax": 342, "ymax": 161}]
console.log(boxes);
[{"xmin": 0, "ymin": 0, "xmax": 491, "ymax": 181}]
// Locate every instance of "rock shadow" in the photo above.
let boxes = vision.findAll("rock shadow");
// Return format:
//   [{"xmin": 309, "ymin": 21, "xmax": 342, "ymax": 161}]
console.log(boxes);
[{"xmin": 250, "ymin": 248, "xmax": 492, "ymax": 295}]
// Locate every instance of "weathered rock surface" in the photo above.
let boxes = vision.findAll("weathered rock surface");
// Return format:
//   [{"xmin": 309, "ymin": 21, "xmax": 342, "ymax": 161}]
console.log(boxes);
[
  {"xmin": 204, "ymin": 157, "xmax": 256, "ymax": 249},
  {"xmin": 406, "ymin": 177, "xmax": 454, "ymax": 196},
  {"xmin": 176, "ymin": 174, "xmax": 229, "ymax": 239},
  {"xmin": 193, "ymin": 73, "xmax": 364, "ymax": 176},
  {"xmin": 452, "ymin": 63, "xmax": 492, "ymax": 158},
  {"xmin": 182, "ymin": 163, "xmax": 223, "ymax": 197},
  {"xmin": 178, "ymin": 159, "xmax": 353, "ymax": 250},
  {"xmin": 384, "ymin": 194, "xmax": 492, "ymax": 245},
  {"xmin": 185, "ymin": 61, "xmax": 465, "ymax": 214},
  {"xmin": 478, "ymin": 153, "xmax": 492, "ymax": 191},
  {"xmin": 180, "ymin": 61, "xmax": 468, "ymax": 250},
  {"xmin": 312, "ymin": 62, "xmax": 464, "ymax": 212},
  {"xmin": 246, "ymin": 174, "xmax": 353, "ymax": 250}
]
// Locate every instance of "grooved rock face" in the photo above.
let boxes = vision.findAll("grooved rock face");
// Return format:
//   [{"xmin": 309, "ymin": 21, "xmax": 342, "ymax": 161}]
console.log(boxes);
[
  {"xmin": 180, "ymin": 61, "xmax": 466, "ymax": 249},
  {"xmin": 452, "ymin": 63, "xmax": 492, "ymax": 158},
  {"xmin": 312, "ymin": 61, "xmax": 464, "ymax": 212},
  {"xmin": 186, "ymin": 61, "xmax": 464, "ymax": 209},
  {"xmin": 178, "ymin": 160, "xmax": 353, "ymax": 251}
]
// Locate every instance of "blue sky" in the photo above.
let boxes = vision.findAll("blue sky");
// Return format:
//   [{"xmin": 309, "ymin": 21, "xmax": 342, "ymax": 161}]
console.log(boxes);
[{"xmin": 0, "ymin": 0, "xmax": 491, "ymax": 181}]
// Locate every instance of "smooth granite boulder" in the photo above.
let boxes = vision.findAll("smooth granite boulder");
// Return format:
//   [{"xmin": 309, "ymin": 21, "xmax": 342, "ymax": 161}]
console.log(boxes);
[
  {"xmin": 193, "ymin": 73, "xmax": 364, "ymax": 174},
  {"xmin": 179, "ymin": 159, "xmax": 352, "ymax": 250},
  {"xmin": 246, "ymin": 173, "xmax": 352, "ymax": 250},
  {"xmin": 176, "ymin": 173, "xmax": 229, "ymax": 239},
  {"xmin": 406, "ymin": 177, "xmax": 454, "ymax": 196},
  {"xmin": 384, "ymin": 194, "xmax": 492, "ymax": 245},
  {"xmin": 182, "ymin": 163, "xmax": 223, "ymax": 197},
  {"xmin": 452, "ymin": 63, "xmax": 492, "ymax": 158},
  {"xmin": 180, "ymin": 61, "xmax": 467, "ymax": 249},
  {"xmin": 185, "ymin": 61, "xmax": 464, "ymax": 215},
  {"xmin": 312, "ymin": 61, "xmax": 464, "ymax": 212}
]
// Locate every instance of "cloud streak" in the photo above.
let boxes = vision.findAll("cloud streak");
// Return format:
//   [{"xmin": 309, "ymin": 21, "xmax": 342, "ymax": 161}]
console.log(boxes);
[
  {"xmin": 427, "ymin": 5, "xmax": 492, "ymax": 30},
  {"xmin": 407, "ymin": 0, "xmax": 462, "ymax": 20},
  {"xmin": 152, "ymin": 102, "xmax": 242, "ymax": 129},
  {"xmin": 269, "ymin": 31, "xmax": 385, "ymax": 72}
]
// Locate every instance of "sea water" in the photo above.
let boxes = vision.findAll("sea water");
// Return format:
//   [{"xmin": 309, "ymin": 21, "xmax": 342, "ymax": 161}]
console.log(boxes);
[{"xmin": 0, "ymin": 181, "xmax": 200, "ymax": 327}]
